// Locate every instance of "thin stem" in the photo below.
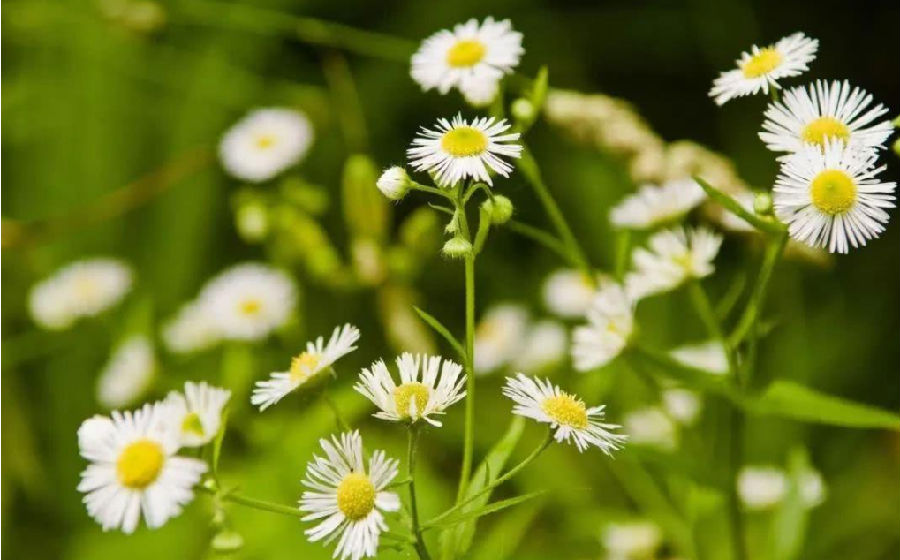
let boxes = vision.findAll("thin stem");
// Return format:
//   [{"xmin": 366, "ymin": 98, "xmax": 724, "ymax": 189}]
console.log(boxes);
[
  {"xmin": 200, "ymin": 485, "xmax": 304, "ymax": 519},
  {"xmin": 614, "ymin": 230, "xmax": 632, "ymax": 281},
  {"xmin": 729, "ymin": 232, "xmax": 788, "ymax": 350},
  {"xmin": 407, "ymin": 427, "xmax": 431, "ymax": 560},
  {"xmin": 454, "ymin": 186, "xmax": 477, "ymax": 502},
  {"xmin": 688, "ymin": 280, "xmax": 723, "ymax": 341},
  {"xmin": 506, "ymin": 220, "xmax": 572, "ymax": 264},
  {"xmin": 516, "ymin": 147, "xmax": 594, "ymax": 284},
  {"xmin": 321, "ymin": 51, "xmax": 368, "ymax": 153},
  {"xmin": 321, "ymin": 390, "xmax": 349, "ymax": 432},
  {"xmin": 728, "ymin": 407, "xmax": 747, "ymax": 560}
]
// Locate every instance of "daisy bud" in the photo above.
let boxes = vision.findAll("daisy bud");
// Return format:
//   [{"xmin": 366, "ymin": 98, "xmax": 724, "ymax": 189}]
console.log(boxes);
[
  {"xmin": 211, "ymin": 530, "xmax": 245, "ymax": 553},
  {"xmin": 753, "ymin": 192, "xmax": 774, "ymax": 216},
  {"xmin": 893, "ymin": 138, "xmax": 900, "ymax": 157},
  {"xmin": 441, "ymin": 237, "xmax": 473, "ymax": 259},
  {"xmin": 376, "ymin": 166, "xmax": 411, "ymax": 200},
  {"xmin": 511, "ymin": 98, "xmax": 535, "ymax": 123},
  {"xmin": 235, "ymin": 201, "xmax": 269, "ymax": 242},
  {"xmin": 482, "ymin": 195, "xmax": 514, "ymax": 224}
]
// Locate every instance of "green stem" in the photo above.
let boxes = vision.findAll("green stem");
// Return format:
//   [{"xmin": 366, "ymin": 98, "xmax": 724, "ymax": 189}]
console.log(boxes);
[
  {"xmin": 729, "ymin": 232, "xmax": 788, "ymax": 350},
  {"xmin": 728, "ymin": 407, "xmax": 747, "ymax": 560},
  {"xmin": 506, "ymin": 220, "xmax": 572, "ymax": 264},
  {"xmin": 200, "ymin": 485, "xmax": 304, "ymax": 519},
  {"xmin": 688, "ymin": 280, "xmax": 724, "ymax": 341},
  {"xmin": 516, "ymin": 147, "xmax": 593, "ymax": 284},
  {"xmin": 407, "ymin": 427, "xmax": 431, "ymax": 560},
  {"xmin": 454, "ymin": 187, "xmax": 477, "ymax": 502},
  {"xmin": 321, "ymin": 51, "xmax": 368, "ymax": 153},
  {"xmin": 321, "ymin": 390, "xmax": 349, "ymax": 432},
  {"xmin": 614, "ymin": 229, "xmax": 632, "ymax": 281}
]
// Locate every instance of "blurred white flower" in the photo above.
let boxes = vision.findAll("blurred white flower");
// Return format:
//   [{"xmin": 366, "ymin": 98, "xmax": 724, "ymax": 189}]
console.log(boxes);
[
  {"xmin": 670, "ymin": 340, "xmax": 730, "ymax": 375},
  {"xmin": 219, "ymin": 108, "xmax": 313, "ymax": 182},
  {"xmin": 572, "ymin": 284, "xmax": 633, "ymax": 371},
  {"xmin": 200, "ymin": 263, "xmax": 297, "ymax": 341},
  {"xmin": 503, "ymin": 373, "xmax": 626, "ymax": 454},
  {"xmin": 162, "ymin": 300, "xmax": 222, "ymax": 354},
  {"xmin": 513, "ymin": 320, "xmax": 568, "ymax": 372},
  {"xmin": 760, "ymin": 80, "xmax": 892, "ymax": 154},
  {"xmin": 716, "ymin": 191, "xmax": 757, "ymax": 232},
  {"xmin": 773, "ymin": 140, "xmax": 895, "ymax": 254},
  {"xmin": 602, "ymin": 520, "xmax": 662, "ymax": 560},
  {"xmin": 251, "ymin": 324, "xmax": 360, "ymax": 411},
  {"xmin": 625, "ymin": 226, "xmax": 722, "ymax": 299},
  {"xmin": 542, "ymin": 268, "xmax": 602, "ymax": 318},
  {"xmin": 474, "ymin": 304, "xmax": 530, "ymax": 374},
  {"xmin": 709, "ymin": 33, "xmax": 818, "ymax": 105},
  {"xmin": 738, "ymin": 465, "xmax": 827, "ymax": 511},
  {"xmin": 411, "ymin": 17, "xmax": 523, "ymax": 105},
  {"xmin": 610, "ymin": 179, "xmax": 706, "ymax": 230},
  {"xmin": 355, "ymin": 353, "xmax": 465, "ymax": 426},
  {"xmin": 29, "ymin": 258, "xmax": 132, "ymax": 330},
  {"xmin": 299, "ymin": 431, "xmax": 400, "ymax": 560},
  {"xmin": 662, "ymin": 388, "xmax": 701, "ymax": 425},
  {"xmin": 77, "ymin": 403, "xmax": 206, "ymax": 533},
  {"xmin": 407, "ymin": 114, "xmax": 522, "ymax": 187},
  {"xmin": 96, "ymin": 336, "xmax": 155, "ymax": 409},
  {"xmin": 166, "ymin": 381, "xmax": 231, "ymax": 448},
  {"xmin": 623, "ymin": 407, "xmax": 677, "ymax": 450}
]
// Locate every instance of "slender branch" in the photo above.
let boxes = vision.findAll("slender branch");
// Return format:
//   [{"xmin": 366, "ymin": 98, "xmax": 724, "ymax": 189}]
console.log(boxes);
[
  {"xmin": 688, "ymin": 280, "xmax": 724, "ymax": 341},
  {"xmin": 321, "ymin": 50, "xmax": 368, "ymax": 153},
  {"xmin": 407, "ymin": 427, "xmax": 431, "ymax": 560},
  {"xmin": 321, "ymin": 390, "xmax": 349, "ymax": 432},
  {"xmin": 614, "ymin": 230, "xmax": 632, "ymax": 281},
  {"xmin": 506, "ymin": 220, "xmax": 572, "ymax": 264},
  {"xmin": 729, "ymin": 232, "xmax": 788, "ymax": 349},
  {"xmin": 199, "ymin": 485, "xmax": 304, "ymax": 519}
]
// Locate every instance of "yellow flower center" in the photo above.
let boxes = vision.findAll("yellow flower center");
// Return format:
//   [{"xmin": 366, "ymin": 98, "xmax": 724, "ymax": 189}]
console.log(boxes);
[
  {"xmin": 801, "ymin": 116, "xmax": 850, "ymax": 147},
  {"xmin": 290, "ymin": 352, "xmax": 321, "ymax": 383},
  {"xmin": 541, "ymin": 394, "xmax": 588, "ymax": 429},
  {"xmin": 238, "ymin": 298, "xmax": 262, "ymax": 316},
  {"xmin": 336, "ymin": 472, "xmax": 376, "ymax": 520},
  {"xmin": 117, "ymin": 439, "xmax": 165, "ymax": 489},
  {"xmin": 441, "ymin": 126, "xmax": 488, "ymax": 157},
  {"xmin": 181, "ymin": 412, "xmax": 205, "ymax": 437},
  {"xmin": 741, "ymin": 48, "xmax": 782, "ymax": 78},
  {"xmin": 810, "ymin": 169, "xmax": 857, "ymax": 215},
  {"xmin": 393, "ymin": 382, "xmax": 430, "ymax": 418},
  {"xmin": 254, "ymin": 134, "xmax": 276, "ymax": 149},
  {"xmin": 74, "ymin": 276, "xmax": 99, "ymax": 300},
  {"xmin": 446, "ymin": 39, "xmax": 486, "ymax": 67}
]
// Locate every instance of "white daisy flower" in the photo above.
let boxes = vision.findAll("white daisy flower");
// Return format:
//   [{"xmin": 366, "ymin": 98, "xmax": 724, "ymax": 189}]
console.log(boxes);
[
  {"xmin": 299, "ymin": 431, "xmax": 400, "ymax": 560},
  {"xmin": 512, "ymin": 320, "xmax": 568, "ymax": 373},
  {"xmin": 77, "ymin": 402, "xmax": 207, "ymax": 533},
  {"xmin": 251, "ymin": 324, "xmax": 360, "ymax": 411},
  {"xmin": 625, "ymin": 226, "xmax": 722, "ymax": 299},
  {"xmin": 542, "ymin": 268, "xmax": 603, "ymax": 318},
  {"xmin": 502, "ymin": 373, "xmax": 626, "ymax": 453},
  {"xmin": 760, "ymin": 80, "xmax": 893, "ymax": 154},
  {"xmin": 572, "ymin": 284, "xmax": 634, "ymax": 371},
  {"xmin": 799, "ymin": 469, "xmax": 827, "ymax": 508},
  {"xmin": 602, "ymin": 521, "xmax": 662, "ymax": 560},
  {"xmin": 737, "ymin": 465, "xmax": 826, "ymax": 510},
  {"xmin": 407, "ymin": 114, "xmax": 523, "ymax": 187},
  {"xmin": 29, "ymin": 258, "xmax": 132, "ymax": 330},
  {"xmin": 161, "ymin": 300, "xmax": 222, "ymax": 354},
  {"xmin": 473, "ymin": 304, "xmax": 530, "ymax": 374},
  {"xmin": 355, "ymin": 353, "xmax": 465, "ymax": 426},
  {"xmin": 710, "ymin": 32, "xmax": 818, "ymax": 105},
  {"xmin": 662, "ymin": 388, "xmax": 701, "ymax": 425},
  {"xmin": 411, "ymin": 17, "xmax": 523, "ymax": 105},
  {"xmin": 166, "ymin": 381, "xmax": 231, "ymax": 448},
  {"xmin": 610, "ymin": 179, "xmax": 706, "ymax": 230},
  {"xmin": 623, "ymin": 407, "xmax": 677, "ymax": 450},
  {"xmin": 199, "ymin": 263, "xmax": 297, "ymax": 341},
  {"xmin": 773, "ymin": 140, "xmax": 896, "ymax": 253},
  {"xmin": 670, "ymin": 340, "xmax": 730, "ymax": 375},
  {"xmin": 97, "ymin": 336, "xmax": 155, "ymax": 409},
  {"xmin": 219, "ymin": 108, "xmax": 313, "ymax": 182}
]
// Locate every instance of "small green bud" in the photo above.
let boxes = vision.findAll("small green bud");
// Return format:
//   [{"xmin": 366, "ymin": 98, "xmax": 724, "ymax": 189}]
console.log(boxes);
[
  {"xmin": 893, "ymin": 115, "xmax": 900, "ymax": 128},
  {"xmin": 441, "ymin": 237, "xmax": 473, "ymax": 259},
  {"xmin": 481, "ymin": 195, "xmax": 514, "ymax": 224},
  {"xmin": 444, "ymin": 211, "xmax": 460, "ymax": 234},
  {"xmin": 211, "ymin": 530, "xmax": 244, "ymax": 554},
  {"xmin": 235, "ymin": 202, "xmax": 269, "ymax": 242},
  {"xmin": 753, "ymin": 192, "xmax": 773, "ymax": 216},
  {"xmin": 202, "ymin": 478, "xmax": 218, "ymax": 491},
  {"xmin": 511, "ymin": 98, "xmax": 535, "ymax": 123},
  {"xmin": 893, "ymin": 138, "xmax": 900, "ymax": 157}
]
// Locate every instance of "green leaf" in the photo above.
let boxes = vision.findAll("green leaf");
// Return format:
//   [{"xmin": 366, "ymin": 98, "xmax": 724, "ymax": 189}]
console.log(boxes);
[
  {"xmin": 211, "ymin": 408, "xmax": 229, "ymax": 481},
  {"xmin": 693, "ymin": 176, "xmax": 785, "ymax": 235},
  {"xmin": 469, "ymin": 499, "xmax": 543, "ymax": 560},
  {"xmin": 748, "ymin": 381, "xmax": 900, "ymax": 430},
  {"xmin": 530, "ymin": 66, "xmax": 549, "ymax": 114},
  {"xmin": 412, "ymin": 306, "xmax": 465, "ymax": 360},
  {"xmin": 429, "ymin": 491, "xmax": 544, "ymax": 530}
]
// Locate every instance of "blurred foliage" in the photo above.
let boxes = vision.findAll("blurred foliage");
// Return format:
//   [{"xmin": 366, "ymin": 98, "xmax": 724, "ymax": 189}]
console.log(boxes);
[{"xmin": 2, "ymin": 1, "xmax": 899, "ymax": 559}]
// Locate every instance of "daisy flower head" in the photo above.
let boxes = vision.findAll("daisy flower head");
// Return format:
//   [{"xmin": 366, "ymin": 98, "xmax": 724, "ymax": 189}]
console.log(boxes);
[
  {"xmin": 299, "ymin": 431, "xmax": 400, "ymax": 560},
  {"xmin": 29, "ymin": 258, "xmax": 132, "ymax": 330},
  {"xmin": 602, "ymin": 521, "xmax": 662, "ymax": 560},
  {"xmin": 670, "ymin": 340, "xmax": 730, "ymax": 375},
  {"xmin": 251, "ymin": 324, "xmax": 360, "ymax": 411},
  {"xmin": 354, "ymin": 353, "xmax": 465, "ymax": 426},
  {"xmin": 760, "ymin": 80, "xmax": 893, "ymax": 155},
  {"xmin": 96, "ymin": 336, "xmax": 156, "ymax": 409},
  {"xmin": 542, "ymin": 268, "xmax": 603, "ymax": 319},
  {"xmin": 737, "ymin": 465, "xmax": 826, "ymax": 511},
  {"xmin": 411, "ymin": 17, "xmax": 523, "ymax": 106},
  {"xmin": 773, "ymin": 140, "xmax": 896, "ymax": 253},
  {"xmin": 625, "ymin": 226, "xmax": 722, "ymax": 299},
  {"xmin": 199, "ymin": 263, "xmax": 297, "ymax": 341},
  {"xmin": 219, "ymin": 108, "xmax": 313, "ymax": 182},
  {"xmin": 166, "ymin": 382, "xmax": 231, "ymax": 448},
  {"xmin": 375, "ymin": 166, "xmax": 411, "ymax": 200},
  {"xmin": 502, "ymin": 373, "xmax": 626, "ymax": 453},
  {"xmin": 623, "ymin": 407, "xmax": 677, "ymax": 450},
  {"xmin": 610, "ymin": 179, "xmax": 706, "ymax": 230},
  {"xmin": 512, "ymin": 320, "xmax": 568, "ymax": 373},
  {"xmin": 161, "ymin": 300, "xmax": 222, "ymax": 354},
  {"xmin": 473, "ymin": 304, "xmax": 530, "ymax": 374},
  {"xmin": 571, "ymin": 283, "xmax": 634, "ymax": 371},
  {"xmin": 710, "ymin": 32, "xmax": 818, "ymax": 105},
  {"xmin": 77, "ymin": 402, "xmax": 207, "ymax": 533},
  {"xmin": 407, "ymin": 114, "xmax": 523, "ymax": 187}
]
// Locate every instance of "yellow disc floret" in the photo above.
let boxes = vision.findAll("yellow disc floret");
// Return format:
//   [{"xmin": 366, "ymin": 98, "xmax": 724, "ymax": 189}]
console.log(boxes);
[
  {"xmin": 541, "ymin": 394, "xmax": 589, "ymax": 429},
  {"xmin": 441, "ymin": 126, "xmax": 488, "ymax": 157},
  {"xmin": 181, "ymin": 412, "xmax": 205, "ymax": 437},
  {"xmin": 742, "ymin": 48, "xmax": 783, "ymax": 78},
  {"xmin": 810, "ymin": 169, "xmax": 857, "ymax": 215},
  {"xmin": 290, "ymin": 352, "xmax": 321, "ymax": 383},
  {"xmin": 446, "ymin": 40, "xmax": 486, "ymax": 67},
  {"xmin": 238, "ymin": 298, "xmax": 262, "ymax": 316},
  {"xmin": 336, "ymin": 472, "xmax": 376, "ymax": 520},
  {"xmin": 254, "ymin": 134, "xmax": 276, "ymax": 149},
  {"xmin": 117, "ymin": 439, "xmax": 165, "ymax": 489},
  {"xmin": 801, "ymin": 117, "xmax": 850, "ymax": 147},
  {"xmin": 393, "ymin": 382, "xmax": 430, "ymax": 419}
]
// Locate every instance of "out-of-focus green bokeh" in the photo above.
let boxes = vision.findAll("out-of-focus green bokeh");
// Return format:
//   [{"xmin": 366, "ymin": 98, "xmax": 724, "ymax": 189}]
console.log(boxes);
[{"xmin": 2, "ymin": 1, "xmax": 898, "ymax": 559}]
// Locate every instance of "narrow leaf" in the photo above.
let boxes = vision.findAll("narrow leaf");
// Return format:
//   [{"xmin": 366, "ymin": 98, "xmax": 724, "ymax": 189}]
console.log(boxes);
[
  {"xmin": 413, "ymin": 306, "xmax": 465, "ymax": 360},
  {"xmin": 428, "ymin": 491, "xmax": 544, "ymax": 530},
  {"xmin": 694, "ymin": 176, "xmax": 785, "ymax": 235},
  {"xmin": 748, "ymin": 381, "xmax": 900, "ymax": 430}
]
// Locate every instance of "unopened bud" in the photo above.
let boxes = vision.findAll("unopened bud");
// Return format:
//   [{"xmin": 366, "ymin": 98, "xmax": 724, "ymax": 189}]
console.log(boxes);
[
  {"xmin": 376, "ymin": 166, "xmax": 411, "ymax": 201},
  {"xmin": 893, "ymin": 138, "xmax": 900, "ymax": 157},
  {"xmin": 235, "ymin": 202, "xmax": 269, "ymax": 242},
  {"xmin": 511, "ymin": 98, "xmax": 535, "ymax": 123},
  {"xmin": 211, "ymin": 530, "xmax": 244, "ymax": 553},
  {"xmin": 753, "ymin": 192, "xmax": 773, "ymax": 216},
  {"xmin": 441, "ymin": 237, "xmax": 473, "ymax": 259},
  {"xmin": 482, "ymin": 195, "xmax": 514, "ymax": 224}
]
